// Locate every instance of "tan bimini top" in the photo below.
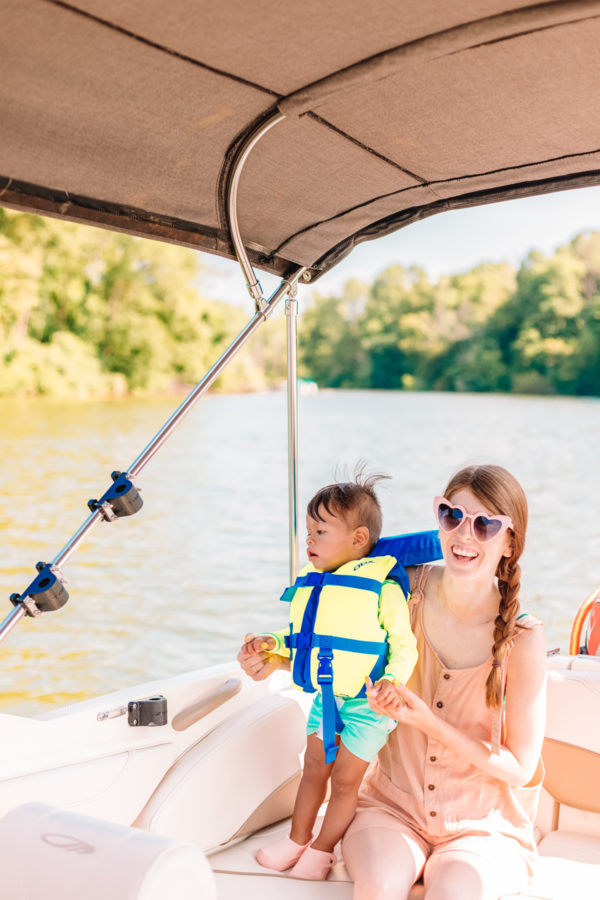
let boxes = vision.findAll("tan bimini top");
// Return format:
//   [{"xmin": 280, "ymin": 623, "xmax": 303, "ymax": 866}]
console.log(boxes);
[{"xmin": 1, "ymin": 1, "xmax": 600, "ymax": 283}]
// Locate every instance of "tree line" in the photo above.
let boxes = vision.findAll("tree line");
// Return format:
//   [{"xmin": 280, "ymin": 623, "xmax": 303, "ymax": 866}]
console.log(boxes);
[
  {"xmin": 299, "ymin": 233, "xmax": 600, "ymax": 396},
  {"xmin": 1, "ymin": 207, "xmax": 599, "ymax": 397}
]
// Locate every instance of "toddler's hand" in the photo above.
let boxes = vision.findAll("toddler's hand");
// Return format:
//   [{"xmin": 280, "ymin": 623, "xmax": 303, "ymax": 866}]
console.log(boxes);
[
  {"xmin": 366, "ymin": 677, "xmax": 402, "ymax": 716},
  {"xmin": 366, "ymin": 677, "xmax": 434, "ymax": 732},
  {"xmin": 239, "ymin": 634, "xmax": 276, "ymax": 658},
  {"xmin": 237, "ymin": 633, "xmax": 279, "ymax": 681}
]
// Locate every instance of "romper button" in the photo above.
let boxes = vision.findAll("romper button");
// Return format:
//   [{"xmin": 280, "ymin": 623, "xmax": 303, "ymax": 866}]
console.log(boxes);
[
  {"xmin": 436, "ymin": 701, "xmax": 443, "ymax": 708},
  {"xmin": 430, "ymin": 756, "xmax": 437, "ymax": 762},
  {"xmin": 428, "ymin": 784, "xmax": 435, "ymax": 791},
  {"xmin": 430, "ymin": 811, "xmax": 437, "ymax": 817},
  {"xmin": 443, "ymin": 673, "xmax": 450, "ymax": 680}
]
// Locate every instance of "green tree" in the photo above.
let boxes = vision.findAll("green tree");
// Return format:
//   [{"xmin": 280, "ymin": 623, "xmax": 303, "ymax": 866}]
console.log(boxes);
[
  {"xmin": 509, "ymin": 245, "xmax": 587, "ymax": 393},
  {"xmin": 431, "ymin": 263, "xmax": 516, "ymax": 392},
  {"xmin": 360, "ymin": 266, "xmax": 435, "ymax": 389},
  {"xmin": 299, "ymin": 280, "xmax": 368, "ymax": 387}
]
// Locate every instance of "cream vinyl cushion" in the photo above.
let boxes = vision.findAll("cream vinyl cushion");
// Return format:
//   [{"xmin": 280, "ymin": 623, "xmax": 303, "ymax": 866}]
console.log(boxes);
[
  {"xmin": 135, "ymin": 693, "xmax": 306, "ymax": 850},
  {"xmin": 0, "ymin": 802, "xmax": 216, "ymax": 900}
]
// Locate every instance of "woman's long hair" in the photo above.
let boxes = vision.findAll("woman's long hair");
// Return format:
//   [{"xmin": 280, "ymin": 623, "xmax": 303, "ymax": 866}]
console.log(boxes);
[{"xmin": 443, "ymin": 464, "xmax": 528, "ymax": 708}]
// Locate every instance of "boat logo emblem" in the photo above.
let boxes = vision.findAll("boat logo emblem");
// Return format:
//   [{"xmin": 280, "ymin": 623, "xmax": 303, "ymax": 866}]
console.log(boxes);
[{"xmin": 41, "ymin": 832, "xmax": 95, "ymax": 854}]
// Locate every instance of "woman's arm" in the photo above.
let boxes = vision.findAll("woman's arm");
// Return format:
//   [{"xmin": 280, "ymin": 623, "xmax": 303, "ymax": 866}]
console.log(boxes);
[
  {"xmin": 368, "ymin": 623, "xmax": 547, "ymax": 786},
  {"xmin": 501, "ymin": 622, "xmax": 547, "ymax": 782}
]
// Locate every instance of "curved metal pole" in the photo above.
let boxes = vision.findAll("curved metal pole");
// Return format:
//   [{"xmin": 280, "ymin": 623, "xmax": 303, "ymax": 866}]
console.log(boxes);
[
  {"xmin": 226, "ymin": 111, "xmax": 286, "ymax": 309},
  {"xmin": 225, "ymin": 107, "xmax": 305, "ymax": 586},
  {"xmin": 286, "ymin": 287, "xmax": 299, "ymax": 582}
]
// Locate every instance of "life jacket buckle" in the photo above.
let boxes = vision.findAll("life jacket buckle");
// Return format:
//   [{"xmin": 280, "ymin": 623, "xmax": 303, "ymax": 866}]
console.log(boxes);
[{"xmin": 317, "ymin": 647, "xmax": 334, "ymax": 684}]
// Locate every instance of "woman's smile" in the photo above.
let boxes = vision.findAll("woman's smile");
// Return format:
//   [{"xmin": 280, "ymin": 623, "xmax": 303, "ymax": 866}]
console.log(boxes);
[{"xmin": 450, "ymin": 542, "xmax": 479, "ymax": 562}]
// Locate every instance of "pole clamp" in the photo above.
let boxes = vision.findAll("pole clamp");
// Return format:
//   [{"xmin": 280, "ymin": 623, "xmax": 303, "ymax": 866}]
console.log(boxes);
[
  {"xmin": 10, "ymin": 562, "xmax": 69, "ymax": 617},
  {"xmin": 88, "ymin": 471, "xmax": 143, "ymax": 521}
]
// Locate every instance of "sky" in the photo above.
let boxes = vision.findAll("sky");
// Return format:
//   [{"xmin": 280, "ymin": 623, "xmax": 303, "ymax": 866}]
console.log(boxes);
[{"xmin": 198, "ymin": 184, "xmax": 600, "ymax": 307}]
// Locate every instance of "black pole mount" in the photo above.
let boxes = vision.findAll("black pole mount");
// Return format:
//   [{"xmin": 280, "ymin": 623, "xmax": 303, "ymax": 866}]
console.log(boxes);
[
  {"xmin": 88, "ymin": 471, "xmax": 143, "ymax": 521},
  {"xmin": 10, "ymin": 562, "xmax": 69, "ymax": 617},
  {"xmin": 8, "ymin": 471, "xmax": 143, "ymax": 619}
]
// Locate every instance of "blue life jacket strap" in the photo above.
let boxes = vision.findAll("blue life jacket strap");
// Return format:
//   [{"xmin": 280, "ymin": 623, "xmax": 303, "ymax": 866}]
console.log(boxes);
[
  {"xmin": 288, "ymin": 633, "xmax": 388, "ymax": 655},
  {"xmin": 370, "ymin": 530, "xmax": 443, "ymax": 596},
  {"xmin": 316, "ymin": 643, "xmax": 344, "ymax": 764},
  {"xmin": 322, "ymin": 681, "xmax": 343, "ymax": 765},
  {"xmin": 280, "ymin": 571, "xmax": 383, "ymax": 602}
]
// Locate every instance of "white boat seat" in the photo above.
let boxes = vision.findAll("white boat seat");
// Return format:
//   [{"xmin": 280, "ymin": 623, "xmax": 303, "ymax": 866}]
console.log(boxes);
[
  {"xmin": 512, "ymin": 666, "xmax": 600, "ymax": 898},
  {"xmin": 541, "ymin": 668, "xmax": 600, "ymax": 820},
  {"xmin": 538, "ymin": 829, "xmax": 600, "ymax": 863},
  {"xmin": 135, "ymin": 692, "xmax": 306, "ymax": 851},
  {"xmin": 0, "ymin": 802, "xmax": 216, "ymax": 900}
]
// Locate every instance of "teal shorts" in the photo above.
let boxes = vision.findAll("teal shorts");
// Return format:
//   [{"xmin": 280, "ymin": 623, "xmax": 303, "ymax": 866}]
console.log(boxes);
[{"xmin": 306, "ymin": 693, "xmax": 396, "ymax": 762}]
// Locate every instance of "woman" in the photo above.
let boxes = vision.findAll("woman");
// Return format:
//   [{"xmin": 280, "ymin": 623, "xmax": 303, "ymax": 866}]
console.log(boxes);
[
  {"xmin": 240, "ymin": 465, "xmax": 547, "ymax": 900},
  {"xmin": 345, "ymin": 464, "xmax": 546, "ymax": 900}
]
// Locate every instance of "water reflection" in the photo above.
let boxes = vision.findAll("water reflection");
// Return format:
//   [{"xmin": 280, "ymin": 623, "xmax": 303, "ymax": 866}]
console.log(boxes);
[{"xmin": 1, "ymin": 391, "xmax": 598, "ymax": 715}]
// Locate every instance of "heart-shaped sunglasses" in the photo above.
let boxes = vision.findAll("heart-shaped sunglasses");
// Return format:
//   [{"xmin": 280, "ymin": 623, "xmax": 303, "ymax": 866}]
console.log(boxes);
[{"xmin": 433, "ymin": 496, "xmax": 513, "ymax": 544}]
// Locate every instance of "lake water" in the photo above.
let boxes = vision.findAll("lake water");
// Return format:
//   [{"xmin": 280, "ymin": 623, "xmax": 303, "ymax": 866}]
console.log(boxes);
[{"xmin": 1, "ymin": 389, "xmax": 599, "ymax": 715}]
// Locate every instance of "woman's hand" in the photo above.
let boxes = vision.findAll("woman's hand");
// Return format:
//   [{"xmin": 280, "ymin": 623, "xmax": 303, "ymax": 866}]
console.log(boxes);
[
  {"xmin": 366, "ymin": 677, "xmax": 434, "ymax": 732},
  {"xmin": 237, "ymin": 633, "xmax": 282, "ymax": 681}
]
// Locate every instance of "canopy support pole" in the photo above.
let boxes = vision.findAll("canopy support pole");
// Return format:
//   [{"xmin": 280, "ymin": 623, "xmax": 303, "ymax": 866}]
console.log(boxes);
[
  {"xmin": 226, "ymin": 111, "xmax": 286, "ymax": 311},
  {"xmin": 0, "ymin": 603, "xmax": 25, "ymax": 643},
  {"xmin": 286, "ymin": 284, "xmax": 299, "ymax": 583},
  {"xmin": 225, "ymin": 108, "xmax": 307, "ymax": 584}
]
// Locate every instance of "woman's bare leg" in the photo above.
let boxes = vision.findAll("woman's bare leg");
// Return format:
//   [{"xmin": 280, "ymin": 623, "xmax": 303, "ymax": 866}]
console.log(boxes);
[
  {"xmin": 423, "ymin": 838, "xmax": 528, "ymax": 900},
  {"xmin": 311, "ymin": 742, "xmax": 369, "ymax": 852},
  {"xmin": 343, "ymin": 822, "xmax": 426, "ymax": 900},
  {"xmin": 424, "ymin": 855, "xmax": 486, "ymax": 900},
  {"xmin": 290, "ymin": 734, "xmax": 335, "ymax": 845}
]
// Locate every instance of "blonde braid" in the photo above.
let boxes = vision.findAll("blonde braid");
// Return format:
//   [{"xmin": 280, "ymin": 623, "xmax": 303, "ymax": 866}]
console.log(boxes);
[{"xmin": 486, "ymin": 556, "xmax": 522, "ymax": 707}]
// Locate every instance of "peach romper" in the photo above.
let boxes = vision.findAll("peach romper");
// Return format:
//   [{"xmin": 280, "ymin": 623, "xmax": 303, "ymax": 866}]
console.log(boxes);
[{"xmin": 344, "ymin": 565, "xmax": 542, "ymax": 892}]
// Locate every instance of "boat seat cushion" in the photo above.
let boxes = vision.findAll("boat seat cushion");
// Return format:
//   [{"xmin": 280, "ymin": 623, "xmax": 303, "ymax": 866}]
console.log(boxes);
[
  {"xmin": 135, "ymin": 692, "xmax": 306, "ymax": 850},
  {"xmin": 538, "ymin": 828, "xmax": 600, "ymax": 864},
  {"xmin": 0, "ymin": 802, "xmax": 216, "ymax": 900}
]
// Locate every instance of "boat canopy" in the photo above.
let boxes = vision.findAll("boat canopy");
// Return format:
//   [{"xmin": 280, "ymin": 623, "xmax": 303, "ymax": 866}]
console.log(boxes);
[{"xmin": 1, "ymin": 1, "xmax": 600, "ymax": 283}]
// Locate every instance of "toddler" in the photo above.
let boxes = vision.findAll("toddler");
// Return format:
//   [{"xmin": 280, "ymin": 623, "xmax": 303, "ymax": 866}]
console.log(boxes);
[{"xmin": 238, "ymin": 473, "xmax": 417, "ymax": 880}]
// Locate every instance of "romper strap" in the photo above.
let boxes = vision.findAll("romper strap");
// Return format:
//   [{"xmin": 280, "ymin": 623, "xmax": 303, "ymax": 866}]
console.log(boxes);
[
  {"xmin": 410, "ymin": 564, "xmax": 433, "ymax": 604},
  {"xmin": 515, "ymin": 611, "xmax": 542, "ymax": 628}
]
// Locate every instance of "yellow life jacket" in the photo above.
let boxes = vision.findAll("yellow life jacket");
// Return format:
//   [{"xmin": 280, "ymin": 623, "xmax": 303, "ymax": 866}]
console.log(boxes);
[{"xmin": 281, "ymin": 554, "xmax": 397, "ymax": 699}]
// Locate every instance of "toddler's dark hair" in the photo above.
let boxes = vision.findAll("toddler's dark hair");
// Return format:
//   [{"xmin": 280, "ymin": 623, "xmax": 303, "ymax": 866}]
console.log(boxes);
[{"xmin": 306, "ymin": 465, "xmax": 390, "ymax": 551}]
